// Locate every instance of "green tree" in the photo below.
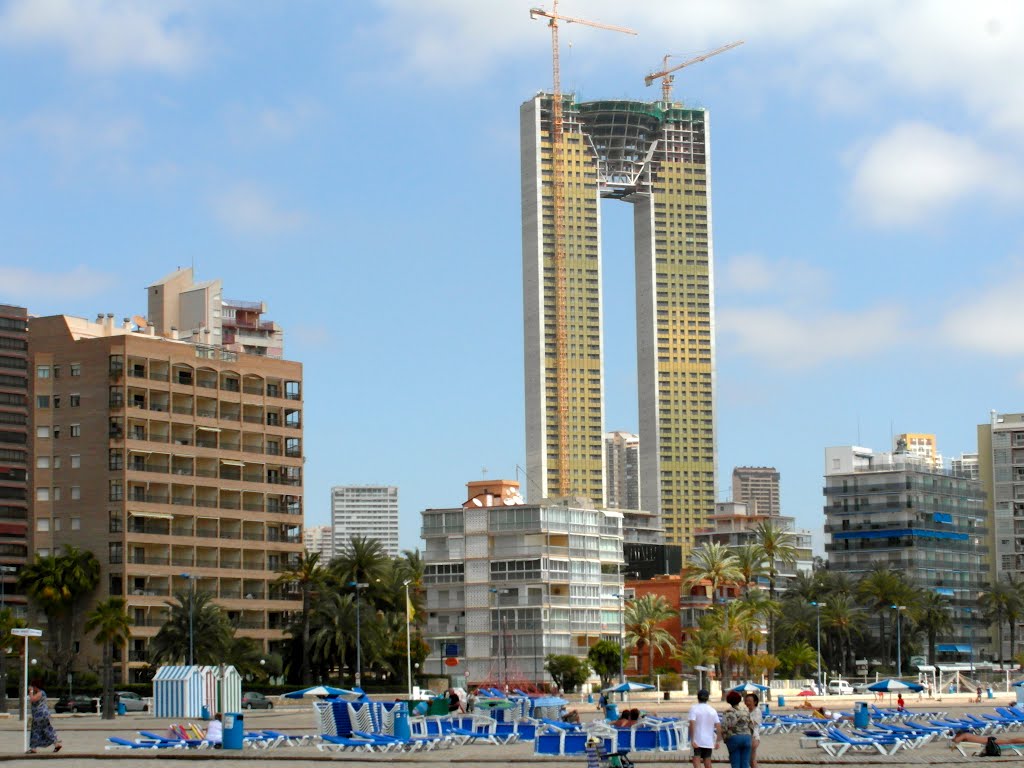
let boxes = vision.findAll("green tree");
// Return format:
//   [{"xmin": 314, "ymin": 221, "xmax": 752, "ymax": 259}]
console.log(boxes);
[
  {"xmin": 84, "ymin": 598, "xmax": 132, "ymax": 719},
  {"xmin": 733, "ymin": 543, "xmax": 768, "ymax": 596},
  {"xmin": 624, "ymin": 594, "xmax": 679, "ymax": 677},
  {"xmin": 275, "ymin": 551, "xmax": 326, "ymax": 685},
  {"xmin": 980, "ymin": 577, "xmax": 1018, "ymax": 663},
  {"xmin": 752, "ymin": 521, "xmax": 797, "ymax": 664},
  {"xmin": 309, "ymin": 591, "xmax": 356, "ymax": 679},
  {"xmin": 856, "ymin": 566, "xmax": 904, "ymax": 668},
  {"xmin": 150, "ymin": 589, "xmax": 233, "ymax": 664},
  {"xmin": 777, "ymin": 641, "xmax": 818, "ymax": 678},
  {"xmin": 822, "ymin": 593, "xmax": 865, "ymax": 676},
  {"xmin": 588, "ymin": 640, "xmax": 623, "ymax": 689},
  {"xmin": 332, "ymin": 535, "xmax": 390, "ymax": 586},
  {"xmin": 544, "ymin": 654, "xmax": 590, "ymax": 693},
  {"xmin": 913, "ymin": 591, "xmax": 952, "ymax": 665}
]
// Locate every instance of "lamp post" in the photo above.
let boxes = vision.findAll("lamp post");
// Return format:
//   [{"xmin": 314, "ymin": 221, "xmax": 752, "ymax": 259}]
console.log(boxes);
[
  {"xmin": 891, "ymin": 605, "xmax": 906, "ymax": 677},
  {"xmin": 403, "ymin": 580, "xmax": 413, "ymax": 699},
  {"xmin": 489, "ymin": 588, "xmax": 511, "ymax": 690},
  {"xmin": 965, "ymin": 607, "xmax": 974, "ymax": 676},
  {"xmin": 181, "ymin": 574, "xmax": 195, "ymax": 666},
  {"xmin": 348, "ymin": 582, "xmax": 368, "ymax": 689},
  {"xmin": 811, "ymin": 601, "xmax": 826, "ymax": 694},
  {"xmin": 0, "ymin": 563, "xmax": 17, "ymax": 712}
]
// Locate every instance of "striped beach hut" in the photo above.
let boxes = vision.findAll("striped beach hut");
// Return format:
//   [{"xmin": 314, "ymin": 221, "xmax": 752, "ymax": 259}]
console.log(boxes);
[
  {"xmin": 198, "ymin": 665, "xmax": 242, "ymax": 715},
  {"xmin": 153, "ymin": 666, "xmax": 205, "ymax": 718}
]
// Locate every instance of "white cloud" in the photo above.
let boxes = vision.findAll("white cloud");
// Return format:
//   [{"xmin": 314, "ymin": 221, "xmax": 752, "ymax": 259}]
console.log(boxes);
[
  {"xmin": 0, "ymin": 0, "xmax": 199, "ymax": 74},
  {"xmin": 942, "ymin": 277, "xmax": 1024, "ymax": 356},
  {"xmin": 718, "ymin": 305, "xmax": 907, "ymax": 369},
  {"xmin": 211, "ymin": 184, "xmax": 308, "ymax": 236},
  {"xmin": 847, "ymin": 122, "xmax": 1021, "ymax": 228},
  {"xmin": 719, "ymin": 253, "xmax": 830, "ymax": 300},
  {"xmin": 0, "ymin": 265, "xmax": 116, "ymax": 302},
  {"xmin": 18, "ymin": 111, "xmax": 141, "ymax": 154},
  {"xmin": 223, "ymin": 101, "xmax": 320, "ymax": 144}
]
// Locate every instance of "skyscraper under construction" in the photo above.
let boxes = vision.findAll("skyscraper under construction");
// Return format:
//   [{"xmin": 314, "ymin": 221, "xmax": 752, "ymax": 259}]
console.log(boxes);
[{"xmin": 522, "ymin": 94, "xmax": 716, "ymax": 551}]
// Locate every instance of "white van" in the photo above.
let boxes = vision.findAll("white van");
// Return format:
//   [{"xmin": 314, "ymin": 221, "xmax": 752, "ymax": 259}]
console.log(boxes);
[{"xmin": 827, "ymin": 680, "xmax": 853, "ymax": 695}]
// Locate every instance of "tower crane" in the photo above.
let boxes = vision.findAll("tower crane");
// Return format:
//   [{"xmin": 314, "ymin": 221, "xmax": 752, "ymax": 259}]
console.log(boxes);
[
  {"xmin": 529, "ymin": 3, "xmax": 636, "ymax": 496},
  {"xmin": 644, "ymin": 40, "xmax": 744, "ymax": 102}
]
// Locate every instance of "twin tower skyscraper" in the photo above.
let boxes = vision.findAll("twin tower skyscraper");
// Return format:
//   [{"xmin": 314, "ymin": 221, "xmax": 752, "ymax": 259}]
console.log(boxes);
[{"xmin": 521, "ymin": 94, "xmax": 716, "ymax": 551}]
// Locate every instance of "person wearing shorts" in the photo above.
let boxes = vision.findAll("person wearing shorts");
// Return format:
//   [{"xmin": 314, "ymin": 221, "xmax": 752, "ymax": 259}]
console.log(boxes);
[{"xmin": 688, "ymin": 689, "xmax": 721, "ymax": 768}]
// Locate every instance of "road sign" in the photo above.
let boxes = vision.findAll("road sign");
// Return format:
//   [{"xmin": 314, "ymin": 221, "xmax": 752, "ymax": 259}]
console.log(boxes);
[
  {"xmin": 11, "ymin": 628, "xmax": 41, "ymax": 637},
  {"xmin": 443, "ymin": 643, "xmax": 459, "ymax": 657}
]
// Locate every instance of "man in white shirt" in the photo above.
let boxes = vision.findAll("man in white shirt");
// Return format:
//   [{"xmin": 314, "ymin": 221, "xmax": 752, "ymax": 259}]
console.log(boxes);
[
  {"xmin": 206, "ymin": 713, "xmax": 223, "ymax": 747},
  {"xmin": 688, "ymin": 689, "xmax": 721, "ymax": 768}
]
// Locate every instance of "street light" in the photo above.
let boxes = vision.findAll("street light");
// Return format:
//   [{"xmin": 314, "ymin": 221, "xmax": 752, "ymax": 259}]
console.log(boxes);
[
  {"xmin": 811, "ymin": 601, "xmax": 826, "ymax": 695},
  {"xmin": 891, "ymin": 605, "xmax": 906, "ymax": 678},
  {"xmin": 181, "ymin": 574, "xmax": 195, "ymax": 666},
  {"xmin": 489, "ymin": 588, "xmax": 512, "ymax": 690},
  {"xmin": 348, "ymin": 582, "xmax": 368, "ymax": 689},
  {"xmin": 0, "ymin": 563, "xmax": 18, "ymax": 712},
  {"xmin": 965, "ymin": 607, "xmax": 974, "ymax": 675}
]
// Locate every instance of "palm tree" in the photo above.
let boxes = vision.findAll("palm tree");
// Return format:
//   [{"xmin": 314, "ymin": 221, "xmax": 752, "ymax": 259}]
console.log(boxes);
[
  {"xmin": 914, "ymin": 591, "xmax": 952, "ymax": 665},
  {"xmin": 822, "ymin": 593, "xmax": 865, "ymax": 676},
  {"xmin": 309, "ymin": 591, "xmax": 357, "ymax": 679},
  {"xmin": 150, "ymin": 589, "xmax": 233, "ymax": 664},
  {"xmin": 733, "ymin": 544, "xmax": 768, "ymax": 596},
  {"xmin": 857, "ymin": 566, "xmax": 903, "ymax": 668},
  {"xmin": 695, "ymin": 605, "xmax": 746, "ymax": 696},
  {"xmin": 778, "ymin": 641, "xmax": 818, "ymax": 678},
  {"xmin": 980, "ymin": 578, "xmax": 1016, "ymax": 664},
  {"xmin": 1005, "ymin": 575, "xmax": 1024, "ymax": 660},
  {"xmin": 275, "ymin": 551, "xmax": 325, "ymax": 684},
  {"xmin": 624, "ymin": 594, "xmax": 679, "ymax": 677},
  {"xmin": 84, "ymin": 598, "xmax": 132, "ymax": 719},
  {"xmin": 332, "ymin": 535, "xmax": 390, "ymax": 587},
  {"xmin": 752, "ymin": 521, "xmax": 797, "ymax": 662},
  {"xmin": 682, "ymin": 542, "xmax": 742, "ymax": 606}
]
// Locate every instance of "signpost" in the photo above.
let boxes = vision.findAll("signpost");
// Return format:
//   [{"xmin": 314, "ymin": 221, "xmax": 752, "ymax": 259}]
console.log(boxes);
[{"xmin": 12, "ymin": 628, "xmax": 42, "ymax": 754}]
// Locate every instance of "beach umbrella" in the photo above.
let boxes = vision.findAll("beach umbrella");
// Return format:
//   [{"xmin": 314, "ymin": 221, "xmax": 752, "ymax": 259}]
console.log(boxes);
[
  {"xmin": 1011, "ymin": 680, "xmax": 1024, "ymax": 687},
  {"xmin": 283, "ymin": 685, "xmax": 362, "ymax": 699},
  {"xmin": 532, "ymin": 696, "xmax": 569, "ymax": 707},
  {"xmin": 732, "ymin": 682, "xmax": 770, "ymax": 693},
  {"xmin": 603, "ymin": 681, "xmax": 656, "ymax": 694},
  {"xmin": 797, "ymin": 689, "xmax": 816, "ymax": 696},
  {"xmin": 866, "ymin": 679, "xmax": 923, "ymax": 692}
]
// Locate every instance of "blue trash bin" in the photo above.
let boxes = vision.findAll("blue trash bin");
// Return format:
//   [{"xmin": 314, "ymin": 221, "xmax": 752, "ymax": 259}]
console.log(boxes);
[
  {"xmin": 393, "ymin": 703, "xmax": 411, "ymax": 740},
  {"xmin": 854, "ymin": 701, "xmax": 869, "ymax": 728},
  {"xmin": 605, "ymin": 702, "xmax": 618, "ymax": 721},
  {"xmin": 201, "ymin": 705, "xmax": 210, "ymax": 721},
  {"xmin": 987, "ymin": 687, "xmax": 994, "ymax": 699},
  {"xmin": 777, "ymin": 695, "xmax": 785, "ymax": 708},
  {"xmin": 222, "ymin": 712, "xmax": 244, "ymax": 750},
  {"xmin": 117, "ymin": 701, "xmax": 126, "ymax": 716}
]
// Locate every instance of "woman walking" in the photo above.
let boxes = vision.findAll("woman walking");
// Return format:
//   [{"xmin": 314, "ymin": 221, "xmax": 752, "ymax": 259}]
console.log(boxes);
[
  {"xmin": 720, "ymin": 690, "xmax": 753, "ymax": 768},
  {"xmin": 28, "ymin": 683, "xmax": 62, "ymax": 754}
]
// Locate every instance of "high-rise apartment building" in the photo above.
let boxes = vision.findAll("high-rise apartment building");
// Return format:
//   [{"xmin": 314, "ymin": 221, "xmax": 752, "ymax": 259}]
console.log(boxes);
[
  {"xmin": 303, "ymin": 524, "xmax": 334, "ymax": 562},
  {"xmin": 522, "ymin": 95, "xmax": 716, "ymax": 550},
  {"xmin": 331, "ymin": 486, "xmax": 399, "ymax": 558},
  {"xmin": 148, "ymin": 268, "xmax": 285, "ymax": 359},
  {"xmin": 605, "ymin": 431, "xmax": 639, "ymax": 510},
  {"xmin": 895, "ymin": 433, "xmax": 943, "ymax": 471},
  {"xmin": 731, "ymin": 466, "xmax": 780, "ymax": 516},
  {"xmin": 421, "ymin": 479, "xmax": 624, "ymax": 686},
  {"xmin": 824, "ymin": 445, "xmax": 988, "ymax": 662},
  {"xmin": 28, "ymin": 313, "xmax": 304, "ymax": 681},
  {"xmin": 0, "ymin": 305, "xmax": 29, "ymax": 616},
  {"xmin": 951, "ymin": 452, "xmax": 979, "ymax": 481}
]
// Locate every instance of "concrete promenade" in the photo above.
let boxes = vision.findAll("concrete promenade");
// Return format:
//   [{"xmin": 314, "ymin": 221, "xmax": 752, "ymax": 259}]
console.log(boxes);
[{"xmin": 0, "ymin": 693, "xmax": 1017, "ymax": 766}]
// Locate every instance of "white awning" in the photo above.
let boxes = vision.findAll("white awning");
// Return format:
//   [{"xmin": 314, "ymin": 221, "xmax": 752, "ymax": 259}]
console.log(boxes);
[
  {"xmin": 128, "ymin": 450, "xmax": 152, "ymax": 455},
  {"xmin": 197, "ymin": 426, "xmax": 221, "ymax": 432},
  {"xmin": 221, "ymin": 460, "xmax": 245, "ymax": 467},
  {"xmin": 602, "ymin": 510, "xmax": 624, "ymax": 519},
  {"xmin": 129, "ymin": 511, "xmax": 174, "ymax": 520}
]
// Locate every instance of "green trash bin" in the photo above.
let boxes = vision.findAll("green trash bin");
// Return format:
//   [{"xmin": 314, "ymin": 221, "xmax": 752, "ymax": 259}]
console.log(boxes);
[{"xmin": 428, "ymin": 696, "xmax": 450, "ymax": 716}]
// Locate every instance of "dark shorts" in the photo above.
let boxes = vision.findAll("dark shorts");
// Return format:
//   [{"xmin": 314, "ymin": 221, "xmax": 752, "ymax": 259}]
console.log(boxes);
[{"xmin": 693, "ymin": 746, "xmax": 714, "ymax": 759}]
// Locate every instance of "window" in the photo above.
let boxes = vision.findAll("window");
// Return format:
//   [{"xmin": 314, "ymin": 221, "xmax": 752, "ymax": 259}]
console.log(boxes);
[
  {"xmin": 70, "ymin": 424, "xmax": 81, "ymax": 437},
  {"xmin": 36, "ymin": 457, "xmax": 50, "ymax": 469},
  {"xmin": 109, "ymin": 510, "xmax": 123, "ymax": 533},
  {"xmin": 37, "ymin": 519, "xmax": 49, "ymax": 531},
  {"xmin": 36, "ymin": 426, "xmax": 50, "ymax": 439},
  {"xmin": 70, "ymin": 363, "xmax": 81, "ymax": 377},
  {"xmin": 109, "ymin": 481, "xmax": 123, "ymax": 501},
  {"xmin": 53, "ymin": 487, "xmax": 61, "ymax": 501},
  {"xmin": 52, "ymin": 365, "xmax": 61, "ymax": 379},
  {"xmin": 70, "ymin": 454, "xmax": 80, "ymax": 468},
  {"xmin": 109, "ymin": 543, "xmax": 123, "ymax": 564},
  {"xmin": 71, "ymin": 517, "xmax": 81, "ymax": 531},
  {"xmin": 109, "ymin": 450, "xmax": 122, "ymax": 470},
  {"xmin": 37, "ymin": 366, "xmax": 50, "ymax": 379},
  {"xmin": 36, "ymin": 395, "xmax": 49, "ymax": 408},
  {"xmin": 54, "ymin": 456, "xmax": 61, "ymax": 469},
  {"xmin": 53, "ymin": 426, "xmax": 60, "ymax": 439},
  {"xmin": 53, "ymin": 396, "xmax": 60, "ymax": 409},
  {"xmin": 36, "ymin": 488, "xmax": 50, "ymax": 501},
  {"xmin": 69, "ymin": 394, "xmax": 80, "ymax": 407},
  {"xmin": 71, "ymin": 486, "xmax": 80, "ymax": 500}
]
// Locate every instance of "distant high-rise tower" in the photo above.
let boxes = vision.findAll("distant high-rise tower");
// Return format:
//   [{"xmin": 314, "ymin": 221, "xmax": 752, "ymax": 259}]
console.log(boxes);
[
  {"xmin": 605, "ymin": 431, "xmax": 640, "ymax": 510},
  {"xmin": 522, "ymin": 94, "xmax": 717, "ymax": 550},
  {"xmin": 304, "ymin": 524, "xmax": 334, "ymax": 562},
  {"xmin": 731, "ymin": 467, "xmax": 780, "ymax": 516},
  {"xmin": 894, "ymin": 433, "xmax": 943, "ymax": 471},
  {"xmin": 951, "ymin": 452, "xmax": 979, "ymax": 480},
  {"xmin": 0, "ymin": 305, "xmax": 29, "ymax": 617},
  {"xmin": 331, "ymin": 486, "xmax": 399, "ymax": 557}
]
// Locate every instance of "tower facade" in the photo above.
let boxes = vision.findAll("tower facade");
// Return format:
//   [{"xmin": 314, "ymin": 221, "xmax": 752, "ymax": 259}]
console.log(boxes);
[
  {"xmin": 731, "ymin": 466, "xmax": 780, "ymax": 516},
  {"xmin": 605, "ymin": 431, "xmax": 640, "ymax": 510},
  {"xmin": 331, "ymin": 485, "xmax": 399, "ymax": 558},
  {"xmin": 522, "ymin": 95, "xmax": 716, "ymax": 549}
]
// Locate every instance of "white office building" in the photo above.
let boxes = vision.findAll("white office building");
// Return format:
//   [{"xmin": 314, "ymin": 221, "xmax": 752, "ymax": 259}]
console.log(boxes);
[{"xmin": 331, "ymin": 485, "xmax": 399, "ymax": 557}]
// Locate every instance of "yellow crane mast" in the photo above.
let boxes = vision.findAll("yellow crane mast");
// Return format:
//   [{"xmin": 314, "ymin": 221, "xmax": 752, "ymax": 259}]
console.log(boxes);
[
  {"xmin": 529, "ymin": 2, "xmax": 636, "ymax": 496},
  {"xmin": 644, "ymin": 40, "xmax": 744, "ymax": 102}
]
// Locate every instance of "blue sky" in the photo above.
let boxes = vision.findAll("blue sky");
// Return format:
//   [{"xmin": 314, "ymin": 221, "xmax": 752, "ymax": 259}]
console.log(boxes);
[{"xmin": 2, "ymin": 1, "xmax": 1023, "ymax": 554}]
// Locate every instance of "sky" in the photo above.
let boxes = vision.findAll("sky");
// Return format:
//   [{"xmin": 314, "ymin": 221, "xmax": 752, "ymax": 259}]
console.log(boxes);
[{"xmin": 2, "ymin": 1, "xmax": 1024, "ymax": 555}]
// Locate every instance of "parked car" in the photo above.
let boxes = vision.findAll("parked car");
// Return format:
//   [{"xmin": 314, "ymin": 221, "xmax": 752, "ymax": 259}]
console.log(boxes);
[
  {"xmin": 241, "ymin": 691, "xmax": 274, "ymax": 710},
  {"xmin": 827, "ymin": 680, "xmax": 854, "ymax": 695},
  {"xmin": 54, "ymin": 694, "xmax": 98, "ymax": 713},
  {"xmin": 852, "ymin": 682, "xmax": 873, "ymax": 694},
  {"xmin": 116, "ymin": 691, "xmax": 148, "ymax": 712}
]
